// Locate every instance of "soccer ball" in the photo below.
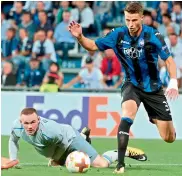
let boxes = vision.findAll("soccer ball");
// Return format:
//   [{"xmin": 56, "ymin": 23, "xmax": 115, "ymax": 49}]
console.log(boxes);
[{"xmin": 66, "ymin": 151, "xmax": 91, "ymax": 173}]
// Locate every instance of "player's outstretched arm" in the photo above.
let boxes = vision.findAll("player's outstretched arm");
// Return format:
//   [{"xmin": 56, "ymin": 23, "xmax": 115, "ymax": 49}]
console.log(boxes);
[
  {"xmin": 69, "ymin": 21, "xmax": 98, "ymax": 51},
  {"xmin": 2, "ymin": 132, "xmax": 20, "ymax": 170},
  {"xmin": 165, "ymin": 56, "xmax": 179, "ymax": 100},
  {"xmin": 8, "ymin": 132, "xmax": 20, "ymax": 162}
]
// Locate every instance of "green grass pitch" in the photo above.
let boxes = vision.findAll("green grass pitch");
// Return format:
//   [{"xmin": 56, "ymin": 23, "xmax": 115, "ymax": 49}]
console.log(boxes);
[{"xmin": 1, "ymin": 136, "xmax": 182, "ymax": 176}]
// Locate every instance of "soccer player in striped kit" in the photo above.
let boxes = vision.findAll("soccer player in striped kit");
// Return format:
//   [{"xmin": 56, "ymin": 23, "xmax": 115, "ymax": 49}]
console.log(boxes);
[{"xmin": 68, "ymin": 2, "xmax": 178, "ymax": 174}]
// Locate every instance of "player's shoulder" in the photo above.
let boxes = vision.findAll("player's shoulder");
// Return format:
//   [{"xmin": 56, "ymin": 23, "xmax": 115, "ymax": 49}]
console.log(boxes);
[
  {"xmin": 111, "ymin": 26, "xmax": 127, "ymax": 33},
  {"xmin": 142, "ymin": 25, "xmax": 156, "ymax": 35},
  {"xmin": 11, "ymin": 119, "xmax": 24, "ymax": 136},
  {"xmin": 12, "ymin": 119, "xmax": 23, "ymax": 129},
  {"xmin": 104, "ymin": 26, "xmax": 127, "ymax": 37},
  {"xmin": 39, "ymin": 117, "xmax": 57, "ymax": 128},
  {"xmin": 39, "ymin": 117, "xmax": 58, "ymax": 139},
  {"xmin": 143, "ymin": 25, "xmax": 163, "ymax": 40}
]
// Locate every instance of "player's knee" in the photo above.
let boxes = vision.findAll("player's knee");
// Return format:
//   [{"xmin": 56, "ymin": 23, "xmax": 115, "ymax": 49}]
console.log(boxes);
[
  {"xmin": 95, "ymin": 161, "xmax": 108, "ymax": 168},
  {"xmin": 162, "ymin": 133, "xmax": 176, "ymax": 143},
  {"xmin": 122, "ymin": 100, "xmax": 138, "ymax": 119}
]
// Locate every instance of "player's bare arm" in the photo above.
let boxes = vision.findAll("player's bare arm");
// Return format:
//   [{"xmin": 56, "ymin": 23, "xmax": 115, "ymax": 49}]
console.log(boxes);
[
  {"xmin": 68, "ymin": 21, "xmax": 98, "ymax": 51},
  {"xmin": 165, "ymin": 56, "xmax": 179, "ymax": 100}
]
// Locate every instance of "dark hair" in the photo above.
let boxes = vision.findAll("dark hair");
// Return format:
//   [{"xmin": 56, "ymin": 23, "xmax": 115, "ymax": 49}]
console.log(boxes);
[
  {"xmin": 63, "ymin": 10, "xmax": 70, "ymax": 13},
  {"xmin": 173, "ymin": 2, "xmax": 182, "ymax": 7},
  {"xmin": 20, "ymin": 108, "xmax": 38, "ymax": 116},
  {"xmin": 143, "ymin": 10, "xmax": 152, "ymax": 16},
  {"xmin": 37, "ymin": 29, "xmax": 46, "ymax": 34},
  {"xmin": 38, "ymin": 10, "xmax": 47, "ymax": 16},
  {"xmin": 124, "ymin": 2, "xmax": 143, "ymax": 14},
  {"xmin": 19, "ymin": 28, "xmax": 28, "ymax": 34},
  {"xmin": 49, "ymin": 62, "xmax": 60, "ymax": 72},
  {"xmin": 162, "ymin": 13, "xmax": 171, "ymax": 20},
  {"xmin": 23, "ymin": 11, "xmax": 32, "ymax": 18},
  {"xmin": 15, "ymin": 1, "xmax": 23, "ymax": 5},
  {"xmin": 7, "ymin": 28, "xmax": 16, "ymax": 35},
  {"xmin": 169, "ymin": 33, "xmax": 178, "ymax": 37}
]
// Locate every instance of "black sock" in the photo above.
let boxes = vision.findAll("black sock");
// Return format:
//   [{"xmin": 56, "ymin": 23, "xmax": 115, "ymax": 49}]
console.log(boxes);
[{"xmin": 117, "ymin": 117, "xmax": 133, "ymax": 169}]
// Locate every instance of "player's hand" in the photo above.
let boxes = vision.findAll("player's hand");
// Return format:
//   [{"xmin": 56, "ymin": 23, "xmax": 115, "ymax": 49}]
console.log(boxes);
[
  {"xmin": 1, "ymin": 157, "xmax": 19, "ymax": 170},
  {"xmin": 165, "ymin": 79, "xmax": 179, "ymax": 100},
  {"xmin": 68, "ymin": 21, "xmax": 83, "ymax": 38}
]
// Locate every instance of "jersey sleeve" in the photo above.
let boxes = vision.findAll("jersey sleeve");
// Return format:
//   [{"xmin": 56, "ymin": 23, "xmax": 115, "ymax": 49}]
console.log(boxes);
[
  {"xmin": 153, "ymin": 30, "xmax": 171, "ymax": 60},
  {"xmin": 9, "ymin": 119, "xmax": 21, "ymax": 160},
  {"xmin": 9, "ymin": 131, "xmax": 20, "ymax": 160},
  {"xmin": 95, "ymin": 28, "xmax": 118, "ymax": 51}
]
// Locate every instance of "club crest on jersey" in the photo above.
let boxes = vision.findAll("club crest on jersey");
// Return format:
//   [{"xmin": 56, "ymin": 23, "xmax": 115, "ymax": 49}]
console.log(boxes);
[{"xmin": 139, "ymin": 38, "xmax": 144, "ymax": 47}]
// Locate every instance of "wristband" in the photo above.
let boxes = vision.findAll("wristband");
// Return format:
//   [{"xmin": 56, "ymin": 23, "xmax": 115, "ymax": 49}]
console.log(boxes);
[{"xmin": 166, "ymin": 78, "xmax": 178, "ymax": 91}]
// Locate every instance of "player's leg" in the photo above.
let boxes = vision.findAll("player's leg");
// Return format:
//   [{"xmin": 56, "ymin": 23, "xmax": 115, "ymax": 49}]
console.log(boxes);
[
  {"xmin": 115, "ymin": 82, "xmax": 141, "ymax": 173},
  {"xmin": 103, "ymin": 146, "xmax": 147, "ymax": 162},
  {"xmin": 48, "ymin": 128, "xmax": 92, "ymax": 167},
  {"xmin": 67, "ymin": 130, "xmax": 115, "ymax": 168},
  {"xmin": 81, "ymin": 126, "xmax": 147, "ymax": 162},
  {"xmin": 142, "ymin": 88, "xmax": 176, "ymax": 143},
  {"xmin": 153, "ymin": 120, "xmax": 176, "ymax": 143}
]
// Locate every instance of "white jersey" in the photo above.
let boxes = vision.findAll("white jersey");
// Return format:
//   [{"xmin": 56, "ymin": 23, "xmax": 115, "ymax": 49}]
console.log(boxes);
[
  {"xmin": 9, "ymin": 117, "xmax": 76, "ymax": 161},
  {"xmin": 79, "ymin": 67, "xmax": 104, "ymax": 89}
]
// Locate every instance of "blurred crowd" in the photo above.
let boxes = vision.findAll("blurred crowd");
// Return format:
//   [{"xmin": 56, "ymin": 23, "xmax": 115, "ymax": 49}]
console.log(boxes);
[{"xmin": 1, "ymin": 1, "xmax": 182, "ymax": 91}]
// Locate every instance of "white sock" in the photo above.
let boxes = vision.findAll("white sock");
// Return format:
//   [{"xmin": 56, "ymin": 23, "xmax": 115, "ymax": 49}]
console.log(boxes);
[
  {"xmin": 102, "ymin": 150, "xmax": 118, "ymax": 163},
  {"xmin": 125, "ymin": 150, "xmax": 129, "ymax": 157}
]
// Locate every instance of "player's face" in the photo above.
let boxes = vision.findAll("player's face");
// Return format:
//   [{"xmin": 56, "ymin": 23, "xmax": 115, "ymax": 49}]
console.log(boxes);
[
  {"xmin": 124, "ymin": 11, "xmax": 143, "ymax": 35},
  {"xmin": 20, "ymin": 113, "xmax": 40, "ymax": 135}
]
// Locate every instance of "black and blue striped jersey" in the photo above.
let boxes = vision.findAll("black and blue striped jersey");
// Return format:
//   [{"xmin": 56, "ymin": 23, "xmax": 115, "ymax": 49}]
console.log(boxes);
[{"xmin": 95, "ymin": 24, "xmax": 171, "ymax": 92}]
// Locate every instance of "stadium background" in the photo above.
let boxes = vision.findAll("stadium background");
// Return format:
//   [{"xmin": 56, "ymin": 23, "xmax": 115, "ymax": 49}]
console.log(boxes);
[{"xmin": 1, "ymin": 1, "xmax": 182, "ymax": 176}]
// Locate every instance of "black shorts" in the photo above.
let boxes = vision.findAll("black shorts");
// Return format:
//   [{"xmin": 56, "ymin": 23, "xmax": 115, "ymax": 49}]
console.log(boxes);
[{"xmin": 121, "ymin": 82, "xmax": 172, "ymax": 123}]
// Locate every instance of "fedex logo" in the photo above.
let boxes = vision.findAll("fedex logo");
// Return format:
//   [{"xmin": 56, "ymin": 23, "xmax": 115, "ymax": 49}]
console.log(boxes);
[{"xmin": 26, "ymin": 96, "xmax": 133, "ymax": 137}]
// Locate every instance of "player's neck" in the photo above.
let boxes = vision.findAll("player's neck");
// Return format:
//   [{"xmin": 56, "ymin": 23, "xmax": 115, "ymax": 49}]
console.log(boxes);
[{"xmin": 129, "ymin": 25, "xmax": 143, "ymax": 37}]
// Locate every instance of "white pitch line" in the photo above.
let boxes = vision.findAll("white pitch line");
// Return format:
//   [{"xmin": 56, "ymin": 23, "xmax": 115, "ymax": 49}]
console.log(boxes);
[
  {"xmin": 19, "ymin": 163, "xmax": 182, "ymax": 166},
  {"xmin": 126, "ymin": 164, "xmax": 182, "ymax": 166}
]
